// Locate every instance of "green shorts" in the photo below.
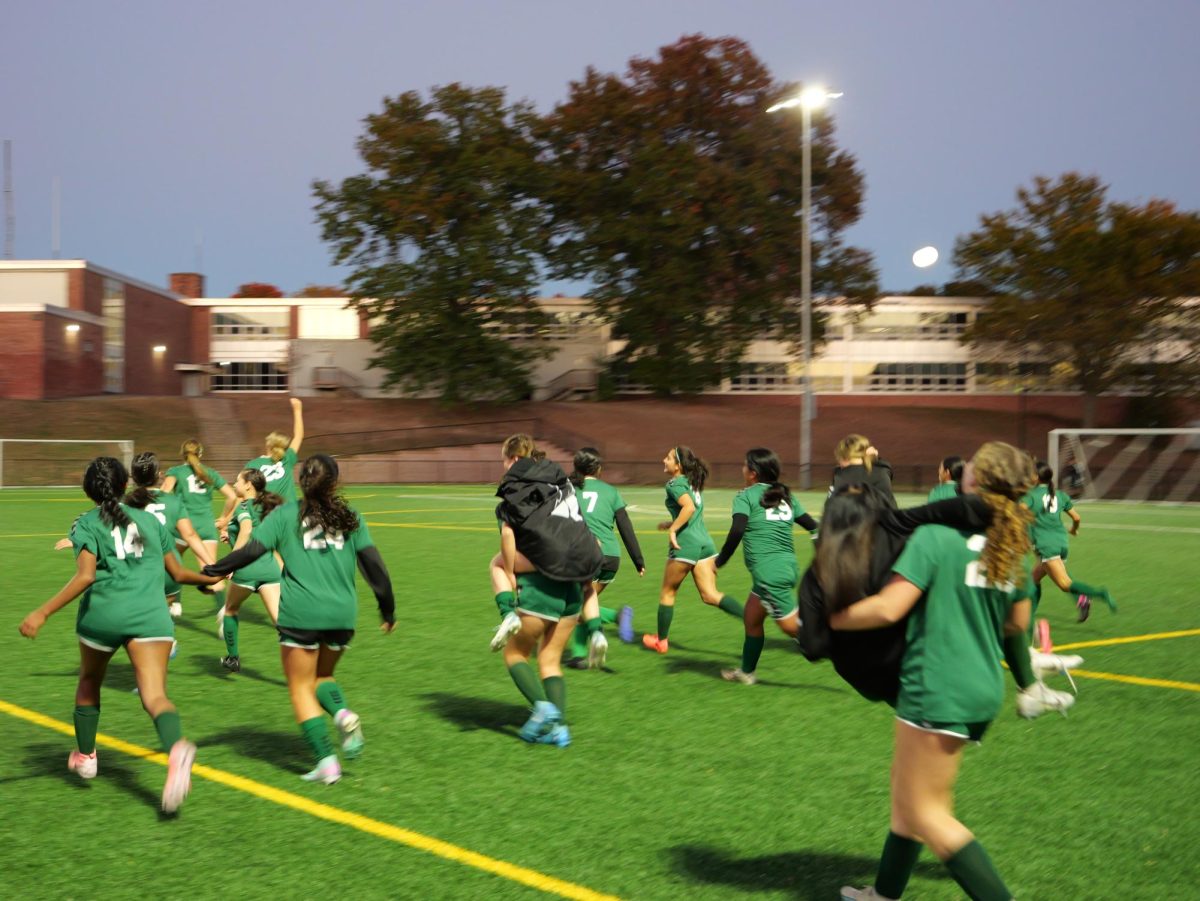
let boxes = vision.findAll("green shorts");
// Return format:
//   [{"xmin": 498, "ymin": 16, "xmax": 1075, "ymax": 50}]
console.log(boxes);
[
  {"xmin": 76, "ymin": 596, "xmax": 175, "ymax": 653},
  {"xmin": 516, "ymin": 573, "xmax": 583, "ymax": 622},
  {"xmin": 668, "ymin": 537, "xmax": 717, "ymax": 565},
  {"xmin": 896, "ymin": 716, "xmax": 991, "ymax": 744},
  {"xmin": 233, "ymin": 555, "xmax": 283, "ymax": 592},
  {"xmin": 1037, "ymin": 542, "xmax": 1069, "ymax": 563},
  {"xmin": 190, "ymin": 518, "xmax": 219, "ymax": 543},
  {"xmin": 750, "ymin": 558, "xmax": 799, "ymax": 619},
  {"xmin": 595, "ymin": 555, "xmax": 620, "ymax": 585}
]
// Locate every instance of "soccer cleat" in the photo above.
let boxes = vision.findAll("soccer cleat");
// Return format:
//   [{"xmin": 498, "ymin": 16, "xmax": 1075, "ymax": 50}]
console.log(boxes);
[
  {"xmin": 489, "ymin": 611, "xmax": 522, "ymax": 652},
  {"xmin": 641, "ymin": 634, "xmax": 669, "ymax": 654},
  {"xmin": 168, "ymin": 600, "xmax": 183, "ymax": 619},
  {"xmin": 537, "ymin": 724, "xmax": 571, "ymax": 748},
  {"xmin": 334, "ymin": 709, "xmax": 365, "ymax": 760},
  {"xmin": 564, "ymin": 656, "xmax": 589, "ymax": 670},
  {"xmin": 1030, "ymin": 650, "xmax": 1082, "ymax": 693},
  {"xmin": 587, "ymin": 630, "xmax": 609, "ymax": 669},
  {"xmin": 518, "ymin": 701, "xmax": 561, "ymax": 742},
  {"xmin": 840, "ymin": 888, "xmax": 895, "ymax": 901},
  {"xmin": 161, "ymin": 739, "xmax": 197, "ymax": 813},
  {"xmin": 1076, "ymin": 594, "xmax": 1091, "ymax": 623},
  {"xmin": 1036, "ymin": 618, "xmax": 1053, "ymax": 654},
  {"xmin": 720, "ymin": 667, "xmax": 758, "ymax": 685},
  {"xmin": 618, "ymin": 605, "xmax": 635, "ymax": 643},
  {"xmin": 68, "ymin": 749, "xmax": 98, "ymax": 780},
  {"xmin": 169, "ymin": 640, "xmax": 179, "ymax": 660},
  {"xmin": 1017, "ymin": 681, "xmax": 1076, "ymax": 719},
  {"xmin": 300, "ymin": 754, "xmax": 342, "ymax": 785},
  {"xmin": 216, "ymin": 605, "xmax": 227, "ymax": 639},
  {"xmin": 220, "ymin": 655, "xmax": 240, "ymax": 673}
]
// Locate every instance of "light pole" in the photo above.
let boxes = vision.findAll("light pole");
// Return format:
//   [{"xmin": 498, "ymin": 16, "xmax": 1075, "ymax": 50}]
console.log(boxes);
[{"xmin": 768, "ymin": 86, "xmax": 842, "ymax": 490}]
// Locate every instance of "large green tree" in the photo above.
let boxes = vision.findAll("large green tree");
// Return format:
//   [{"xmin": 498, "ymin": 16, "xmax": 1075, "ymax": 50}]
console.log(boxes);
[
  {"xmin": 542, "ymin": 34, "xmax": 877, "ymax": 394},
  {"xmin": 956, "ymin": 173, "xmax": 1200, "ymax": 424},
  {"xmin": 313, "ymin": 84, "xmax": 550, "ymax": 403}
]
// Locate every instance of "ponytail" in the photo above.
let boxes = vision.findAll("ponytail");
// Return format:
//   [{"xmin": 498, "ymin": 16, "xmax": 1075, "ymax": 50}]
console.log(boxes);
[
  {"xmin": 264, "ymin": 431, "xmax": 289, "ymax": 463},
  {"xmin": 240, "ymin": 468, "xmax": 285, "ymax": 520},
  {"xmin": 835, "ymin": 434, "xmax": 873, "ymax": 472},
  {"xmin": 1036, "ymin": 460, "xmax": 1055, "ymax": 498},
  {"xmin": 125, "ymin": 451, "xmax": 160, "ymax": 509},
  {"xmin": 84, "ymin": 457, "xmax": 138, "ymax": 549},
  {"xmin": 745, "ymin": 447, "xmax": 791, "ymax": 509},
  {"xmin": 299, "ymin": 454, "xmax": 359, "ymax": 534},
  {"xmin": 570, "ymin": 447, "xmax": 603, "ymax": 490},
  {"xmin": 181, "ymin": 439, "xmax": 210, "ymax": 486},
  {"xmin": 972, "ymin": 442, "xmax": 1037, "ymax": 584},
  {"xmin": 675, "ymin": 445, "xmax": 709, "ymax": 495}
]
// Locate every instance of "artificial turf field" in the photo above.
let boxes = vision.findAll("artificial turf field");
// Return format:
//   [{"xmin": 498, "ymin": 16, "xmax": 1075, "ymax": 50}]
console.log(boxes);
[{"xmin": 1, "ymin": 484, "xmax": 1198, "ymax": 900}]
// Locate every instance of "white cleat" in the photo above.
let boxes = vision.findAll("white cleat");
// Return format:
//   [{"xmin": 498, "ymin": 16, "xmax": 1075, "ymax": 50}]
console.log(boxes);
[
  {"xmin": 301, "ymin": 754, "xmax": 342, "ymax": 785},
  {"xmin": 489, "ymin": 611, "xmax": 522, "ymax": 652},
  {"xmin": 68, "ymin": 749, "xmax": 98, "ymax": 780},
  {"xmin": 161, "ymin": 740, "xmax": 196, "ymax": 813},
  {"xmin": 721, "ymin": 668, "xmax": 758, "ymax": 685},
  {"xmin": 840, "ymin": 887, "xmax": 896, "ymax": 900},
  {"xmin": 1030, "ymin": 650, "xmax": 1083, "ymax": 692},
  {"xmin": 587, "ymin": 631, "xmax": 609, "ymax": 669},
  {"xmin": 1017, "ymin": 681, "xmax": 1076, "ymax": 719}
]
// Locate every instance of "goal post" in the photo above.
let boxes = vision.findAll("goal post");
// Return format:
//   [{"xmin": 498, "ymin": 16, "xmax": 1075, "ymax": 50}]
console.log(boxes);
[
  {"xmin": 0, "ymin": 439, "xmax": 135, "ymax": 489},
  {"xmin": 1048, "ymin": 428, "xmax": 1200, "ymax": 504}
]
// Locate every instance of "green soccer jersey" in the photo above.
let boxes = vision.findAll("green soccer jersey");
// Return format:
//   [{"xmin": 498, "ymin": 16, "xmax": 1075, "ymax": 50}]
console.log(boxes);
[
  {"xmin": 229, "ymin": 499, "xmax": 283, "ymax": 585},
  {"xmin": 579, "ymin": 476, "xmax": 626, "ymax": 557},
  {"xmin": 1023, "ymin": 485, "xmax": 1073, "ymax": 550},
  {"xmin": 927, "ymin": 482, "xmax": 958, "ymax": 502},
  {"xmin": 245, "ymin": 448, "xmax": 299, "ymax": 502},
  {"xmin": 665, "ymin": 473, "xmax": 713, "ymax": 547},
  {"xmin": 166, "ymin": 463, "xmax": 227, "ymax": 525},
  {"xmin": 731, "ymin": 482, "xmax": 802, "ymax": 571},
  {"xmin": 892, "ymin": 525, "xmax": 1030, "ymax": 726},
  {"xmin": 71, "ymin": 504, "xmax": 175, "ymax": 634},
  {"xmin": 251, "ymin": 501, "xmax": 374, "ymax": 630},
  {"xmin": 145, "ymin": 488, "xmax": 185, "ymax": 542}
]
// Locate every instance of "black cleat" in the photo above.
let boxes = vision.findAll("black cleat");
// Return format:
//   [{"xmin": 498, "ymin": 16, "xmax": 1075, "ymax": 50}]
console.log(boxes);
[{"xmin": 220, "ymin": 655, "xmax": 241, "ymax": 673}]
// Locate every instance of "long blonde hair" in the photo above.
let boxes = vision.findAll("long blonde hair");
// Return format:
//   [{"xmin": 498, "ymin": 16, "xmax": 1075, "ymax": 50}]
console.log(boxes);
[
  {"xmin": 264, "ymin": 431, "xmax": 289, "ymax": 462},
  {"xmin": 180, "ymin": 438, "xmax": 209, "ymax": 486},
  {"xmin": 835, "ymin": 434, "xmax": 873, "ymax": 472},
  {"xmin": 972, "ymin": 441, "xmax": 1036, "ymax": 584}
]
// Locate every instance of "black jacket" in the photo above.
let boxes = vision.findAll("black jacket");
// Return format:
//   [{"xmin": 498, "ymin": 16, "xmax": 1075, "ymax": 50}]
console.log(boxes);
[
  {"xmin": 831, "ymin": 460, "xmax": 897, "ymax": 509},
  {"xmin": 496, "ymin": 458, "xmax": 603, "ymax": 583},
  {"xmin": 797, "ymin": 494, "xmax": 991, "ymax": 704}
]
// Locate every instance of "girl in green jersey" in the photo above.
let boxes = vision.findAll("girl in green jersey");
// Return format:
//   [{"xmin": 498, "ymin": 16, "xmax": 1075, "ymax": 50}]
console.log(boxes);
[
  {"xmin": 833, "ymin": 443, "xmax": 1045, "ymax": 901},
  {"xmin": 203, "ymin": 454, "xmax": 396, "ymax": 785},
  {"xmin": 926, "ymin": 455, "xmax": 963, "ymax": 502},
  {"xmin": 642, "ymin": 446, "xmax": 743, "ymax": 654},
  {"xmin": 243, "ymin": 397, "xmax": 304, "ymax": 503},
  {"xmin": 1025, "ymin": 460, "xmax": 1115, "ymax": 632},
  {"xmin": 716, "ymin": 448, "xmax": 818, "ymax": 684},
  {"xmin": 217, "ymin": 468, "xmax": 285, "ymax": 672},
  {"xmin": 19, "ymin": 457, "xmax": 220, "ymax": 813}
]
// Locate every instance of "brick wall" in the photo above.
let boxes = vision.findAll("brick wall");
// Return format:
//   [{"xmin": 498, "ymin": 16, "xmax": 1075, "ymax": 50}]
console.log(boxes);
[
  {"xmin": 0, "ymin": 313, "xmax": 45, "ymax": 398},
  {"xmin": 42, "ymin": 315, "xmax": 103, "ymax": 398},
  {"xmin": 169, "ymin": 273, "xmax": 205, "ymax": 298},
  {"xmin": 124, "ymin": 283, "xmax": 191, "ymax": 395}
]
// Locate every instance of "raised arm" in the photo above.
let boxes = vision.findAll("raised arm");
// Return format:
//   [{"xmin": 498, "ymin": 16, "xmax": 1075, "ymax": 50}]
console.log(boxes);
[
  {"xmin": 20, "ymin": 550, "xmax": 97, "ymax": 638},
  {"xmin": 289, "ymin": 398, "xmax": 304, "ymax": 453}
]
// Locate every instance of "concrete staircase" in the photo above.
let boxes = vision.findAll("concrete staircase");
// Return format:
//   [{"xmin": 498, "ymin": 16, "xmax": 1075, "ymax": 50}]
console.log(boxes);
[{"xmin": 189, "ymin": 397, "xmax": 258, "ymax": 478}]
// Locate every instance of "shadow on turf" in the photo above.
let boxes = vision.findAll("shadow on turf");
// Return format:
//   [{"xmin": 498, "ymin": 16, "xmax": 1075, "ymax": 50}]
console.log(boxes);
[
  {"xmin": 664, "ymin": 655, "xmax": 845, "ymax": 693},
  {"xmin": 420, "ymin": 692, "xmax": 528, "ymax": 736},
  {"xmin": 186, "ymin": 652, "xmax": 287, "ymax": 687},
  {"xmin": 669, "ymin": 845, "xmax": 950, "ymax": 899},
  {"xmin": 199, "ymin": 726, "xmax": 309, "ymax": 774},
  {"xmin": 6, "ymin": 741, "xmax": 165, "ymax": 813},
  {"xmin": 29, "ymin": 662, "xmax": 139, "ymax": 692}
]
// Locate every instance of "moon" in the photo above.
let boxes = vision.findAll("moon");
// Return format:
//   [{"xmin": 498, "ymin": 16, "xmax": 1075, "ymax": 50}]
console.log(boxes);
[{"xmin": 912, "ymin": 246, "xmax": 939, "ymax": 268}]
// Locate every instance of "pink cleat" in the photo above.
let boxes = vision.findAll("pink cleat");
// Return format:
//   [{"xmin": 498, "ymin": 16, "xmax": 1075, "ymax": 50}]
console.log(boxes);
[
  {"xmin": 68, "ymin": 749, "xmax": 98, "ymax": 780},
  {"xmin": 161, "ymin": 739, "xmax": 196, "ymax": 813}
]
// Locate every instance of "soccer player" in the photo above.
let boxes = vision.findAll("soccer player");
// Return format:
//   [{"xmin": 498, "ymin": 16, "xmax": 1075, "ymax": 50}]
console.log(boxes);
[
  {"xmin": 715, "ymin": 448, "xmax": 818, "ymax": 684},
  {"xmin": 19, "ymin": 456, "xmax": 219, "ymax": 813},
  {"xmin": 927, "ymin": 455, "xmax": 963, "ymax": 501},
  {"xmin": 563, "ymin": 447, "xmax": 645, "ymax": 669},
  {"xmin": 216, "ymin": 468, "xmax": 285, "ymax": 672},
  {"xmin": 123, "ymin": 451, "xmax": 216, "ymax": 655},
  {"xmin": 492, "ymin": 435, "xmax": 602, "ymax": 746},
  {"xmin": 1025, "ymin": 460, "xmax": 1115, "ymax": 632},
  {"xmin": 202, "ymin": 454, "xmax": 395, "ymax": 785},
  {"xmin": 832, "ymin": 434, "xmax": 896, "ymax": 508},
  {"xmin": 641, "ymin": 446, "xmax": 743, "ymax": 654},
  {"xmin": 244, "ymin": 397, "xmax": 304, "ymax": 502},
  {"xmin": 160, "ymin": 439, "xmax": 238, "ymax": 616},
  {"xmin": 832, "ymin": 442, "xmax": 1061, "ymax": 901}
]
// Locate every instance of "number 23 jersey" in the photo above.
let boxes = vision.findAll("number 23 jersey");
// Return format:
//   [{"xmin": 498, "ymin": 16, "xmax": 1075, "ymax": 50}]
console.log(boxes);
[
  {"xmin": 250, "ymin": 500, "xmax": 374, "ymax": 630},
  {"xmin": 245, "ymin": 448, "xmax": 298, "ymax": 502}
]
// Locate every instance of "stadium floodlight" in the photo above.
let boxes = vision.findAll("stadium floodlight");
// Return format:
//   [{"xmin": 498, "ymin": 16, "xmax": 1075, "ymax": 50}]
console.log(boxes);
[{"xmin": 767, "ymin": 86, "xmax": 842, "ymax": 489}]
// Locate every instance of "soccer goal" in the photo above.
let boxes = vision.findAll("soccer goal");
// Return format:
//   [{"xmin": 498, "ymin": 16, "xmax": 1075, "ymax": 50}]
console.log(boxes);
[
  {"xmin": 0, "ymin": 439, "xmax": 135, "ymax": 489},
  {"xmin": 1048, "ymin": 428, "xmax": 1200, "ymax": 504}
]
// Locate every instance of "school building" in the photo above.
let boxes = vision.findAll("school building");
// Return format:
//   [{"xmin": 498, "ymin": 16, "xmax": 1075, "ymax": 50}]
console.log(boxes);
[{"xmin": 0, "ymin": 258, "xmax": 1174, "ymax": 402}]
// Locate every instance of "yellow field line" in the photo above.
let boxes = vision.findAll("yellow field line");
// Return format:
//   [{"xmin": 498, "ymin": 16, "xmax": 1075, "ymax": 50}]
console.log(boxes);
[
  {"xmin": 1053, "ymin": 628, "xmax": 1200, "ymax": 652},
  {"xmin": 1070, "ymin": 669, "xmax": 1200, "ymax": 693},
  {"xmin": 0, "ymin": 698, "xmax": 621, "ymax": 901},
  {"xmin": 366, "ymin": 522, "xmax": 497, "ymax": 532}
]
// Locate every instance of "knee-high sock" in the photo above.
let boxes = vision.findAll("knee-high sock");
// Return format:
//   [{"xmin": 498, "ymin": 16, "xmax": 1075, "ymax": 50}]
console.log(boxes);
[
  {"xmin": 741, "ymin": 635, "xmax": 765, "ymax": 674},
  {"xmin": 153, "ymin": 711, "xmax": 182, "ymax": 751},
  {"xmin": 74, "ymin": 705, "xmax": 100, "ymax": 755},
  {"xmin": 316, "ymin": 681, "xmax": 347, "ymax": 717},
  {"xmin": 543, "ymin": 675, "xmax": 566, "ymax": 719},
  {"xmin": 944, "ymin": 840, "xmax": 1011, "ymax": 901},
  {"xmin": 508, "ymin": 662, "xmax": 546, "ymax": 705},
  {"xmin": 718, "ymin": 595, "xmax": 743, "ymax": 618},
  {"xmin": 875, "ymin": 831, "xmax": 922, "ymax": 899},
  {"xmin": 656, "ymin": 604, "xmax": 674, "ymax": 640},
  {"xmin": 223, "ymin": 615, "xmax": 239, "ymax": 657},
  {"xmin": 300, "ymin": 716, "xmax": 334, "ymax": 764}
]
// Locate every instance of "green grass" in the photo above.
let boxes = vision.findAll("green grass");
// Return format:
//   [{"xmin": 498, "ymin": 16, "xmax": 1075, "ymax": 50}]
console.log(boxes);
[{"xmin": 2, "ymin": 485, "xmax": 1198, "ymax": 900}]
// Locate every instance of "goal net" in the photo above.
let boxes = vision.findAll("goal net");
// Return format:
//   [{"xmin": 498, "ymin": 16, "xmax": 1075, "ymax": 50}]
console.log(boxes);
[
  {"xmin": 0, "ymin": 439, "xmax": 135, "ymax": 489},
  {"xmin": 1048, "ymin": 428, "xmax": 1200, "ymax": 504}
]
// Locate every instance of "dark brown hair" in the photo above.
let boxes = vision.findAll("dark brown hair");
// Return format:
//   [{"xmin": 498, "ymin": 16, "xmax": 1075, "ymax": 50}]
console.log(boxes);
[{"xmin": 298, "ymin": 454, "xmax": 359, "ymax": 534}]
